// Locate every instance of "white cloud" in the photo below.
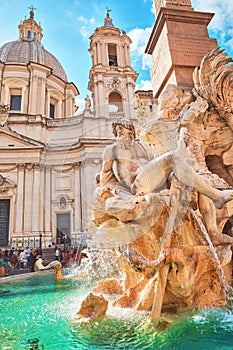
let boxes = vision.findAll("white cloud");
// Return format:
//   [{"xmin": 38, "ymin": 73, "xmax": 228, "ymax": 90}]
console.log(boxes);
[
  {"xmin": 142, "ymin": 53, "xmax": 152, "ymax": 70},
  {"xmin": 78, "ymin": 16, "xmax": 95, "ymax": 25},
  {"xmin": 128, "ymin": 27, "xmax": 152, "ymax": 53},
  {"xmin": 80, "ymin": 26, "xmax": 90, "ymax": 38},
  {"xmin": 136, "ymin": 79, "xmax": 153, "ymax": 91},
  {"xmin": 77, "ymin": 16, "xmax": 96, "ymax": 39},
  {"xmin": 78, "ymin": 16, "xmax": 88, "ymax": 24},
  {"xmin": 128, "ymin": 27, "xmax": 153, "ymax": 70},
  {"xmin": 192, "ymin": 0, "xmax": 233, "ymax": 56}
]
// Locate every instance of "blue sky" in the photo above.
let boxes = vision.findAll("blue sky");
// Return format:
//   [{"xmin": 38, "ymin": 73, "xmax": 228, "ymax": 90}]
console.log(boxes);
[{"xmin": 0, "ymin": 0, "xmax": 233, "ymax": 112}]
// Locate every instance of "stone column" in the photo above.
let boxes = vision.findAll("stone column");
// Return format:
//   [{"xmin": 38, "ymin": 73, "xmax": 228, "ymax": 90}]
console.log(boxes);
[
  {"xmin": 4, "ymin": 85, "xmax": 10, "ymax": 106},
  {"xmin": 99, "ymin": 43, "xmax": 103, "ymax": 63},
  {"xmin": 47, "ymin": 92, "xmax": 50, "ymax": 117},
  {"xmin": 39, "ymin": 77, "xmax": 46, "ymax": 115},
  {"xmin": 104, "ymin": 43, "xmax": 108, "ymax": 66},
  {"xmin": 125, "ymin": 46, "xmax": 131, "ymax": 66},
  {"xmin": 65, "ymin": 94, "xmax": 73, "ymax": 118},
  {"xmin": 32, "ymin": 163, "xmax": 41, "ymax": 233},
  {"xmin": 97, "ymin": 42, "xmax": 101, "ymax": 64},
  {"xmin": 15, "ymin": 164, "xmax": 25, "ymax": 233},
  {"xmin": 30, "ymin": 74, "xmax": 38, "ymax": 114},
  {"xmin": 80, "ymin": 159, "xmax": 100, "ymax": 228},
  {"xmin": 56, "ymin": 99, "xmax": 62, "ymax": 118},
  {"xmin": 119, "ymin": 45, "xmax": 124, "ymax": 66},
  {"xmin": 39, "ymin": 164, "xmax": 45, "ymax": 233},
  {"xmin": 98, "ymin": 80, "xmax": 106, "ymax": 117},
  {"xmin": 93, "ymin": 44, "xmax": 97, "ymax": 65},
  {"xmin": 73, "ymin": 162, "xmax": 82, "ymax": 232},
  {"xmin": 44, "ymin": 165, "xmax": 52, "ymax": 234},
  {"xmin": 116, "ymin": 45, "xmax": 121, "ymax": 66},
  {"xmin": 21, "ymin": 86, "xmax": 26, "ymax": 113},
  {"xmin": 94, "ymin": 81, "xmax": 100, "ymax": 117},
  {"xmin": 121, "ymin": 45, "xmax": 125, "ymax": 66},
  {"xmin": 24, "ymin": 164, "xmax": 33, "ymax": 233}
]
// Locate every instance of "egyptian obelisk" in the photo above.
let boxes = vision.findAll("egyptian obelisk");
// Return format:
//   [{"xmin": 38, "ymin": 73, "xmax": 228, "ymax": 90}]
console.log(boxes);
[{"xmin": 146, "ymin": 0, "xmax": 218, "ymax": 97}]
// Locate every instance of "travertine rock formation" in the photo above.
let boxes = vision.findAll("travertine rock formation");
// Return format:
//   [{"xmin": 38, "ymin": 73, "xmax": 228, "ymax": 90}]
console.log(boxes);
[
  {"xmin": 74, "ymin": 293, "xmax": 108, "ymax": 323},
  {"xmin": 78, "ymin": 48, "xmax": 233, "ymax": 321}
]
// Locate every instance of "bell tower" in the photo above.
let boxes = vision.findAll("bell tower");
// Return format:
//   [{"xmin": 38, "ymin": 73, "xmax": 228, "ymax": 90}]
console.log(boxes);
[
  {"xmin": 146, "ymin": 0, "xmax": 218, "ymax": 97},
  {"xmin": 88, "ymin": 10, "xmax": 138, "ymax": 119}
]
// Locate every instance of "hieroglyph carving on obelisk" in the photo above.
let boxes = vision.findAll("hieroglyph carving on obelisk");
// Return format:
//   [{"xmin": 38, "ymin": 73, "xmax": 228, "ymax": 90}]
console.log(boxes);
[{"xmin": 154, "ymin": 0, "xmax": 192, "ymax": 15}]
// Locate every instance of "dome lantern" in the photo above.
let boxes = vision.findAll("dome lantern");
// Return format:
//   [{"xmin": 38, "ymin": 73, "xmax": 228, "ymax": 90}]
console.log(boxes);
[{"xmin": 18, "ymin": 6, "xmax": 43, "ymax": 43}]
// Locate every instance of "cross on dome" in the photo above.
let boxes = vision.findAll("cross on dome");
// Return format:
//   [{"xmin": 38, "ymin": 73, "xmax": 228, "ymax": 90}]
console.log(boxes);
[
  {"xmin": 104, "ymin": 7, "xmax": 114, "ymax": 27},
  {"xmin": 106, "ymin": 7, "xmax": 112, "ymax": 17},
  {"xmin": 28, "ymin": 5, "xmax": 37, "ymax": 19}
]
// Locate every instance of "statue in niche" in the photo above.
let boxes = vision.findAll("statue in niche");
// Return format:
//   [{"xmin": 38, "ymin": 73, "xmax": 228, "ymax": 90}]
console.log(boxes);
[{"xmin": 79, "ymin": 48, "xmax": 233, "ymax": 321}]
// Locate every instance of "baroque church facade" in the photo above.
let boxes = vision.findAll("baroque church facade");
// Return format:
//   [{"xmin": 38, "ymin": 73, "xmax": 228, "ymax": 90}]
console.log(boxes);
[
  {"xmin": 0, "ymin": 0, "xmax": 223, "ymax": 248},
  {"xmin": 0, "ymin": 9, "xmax": 145, "ymax": 248}
]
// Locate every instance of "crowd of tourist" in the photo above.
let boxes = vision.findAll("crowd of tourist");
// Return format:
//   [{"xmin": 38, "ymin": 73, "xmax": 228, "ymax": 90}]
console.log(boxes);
[
  {"xmin": 55, "ymin": 246, "xmax": 88, "ymax": 268},
  {"xmin": 0, "ymin": 246, "xmax": 42, "ymax": 277},
  {"xmin": 0, "ymin": 245, "xmax": 88, "ymax": 277}
]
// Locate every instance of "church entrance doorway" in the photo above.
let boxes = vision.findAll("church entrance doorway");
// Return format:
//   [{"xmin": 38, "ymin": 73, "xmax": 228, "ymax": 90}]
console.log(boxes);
[
  {"xmin": 0, "ymin": 199, "xmax": 10, "ymax": 246},
  {"xmin": 56, "ymin": 213, "xmax": 70, "ymax": 245}
]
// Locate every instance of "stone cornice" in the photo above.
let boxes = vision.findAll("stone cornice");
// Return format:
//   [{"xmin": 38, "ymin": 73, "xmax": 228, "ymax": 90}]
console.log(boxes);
[{"xmin": 145, "ymin": 8, "xmax": 214, "ymax": 54}]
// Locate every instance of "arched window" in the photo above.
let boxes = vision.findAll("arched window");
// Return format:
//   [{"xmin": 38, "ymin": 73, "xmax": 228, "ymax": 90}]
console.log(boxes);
[
  {"xmin": 34, "ymin": 33, "xmax": 37, "ymax": 42},
  {"xmin": 27, "ymin": 31, "xmax": 31, "ymax": 41},
  {"xmin": 108, "ymin": 44, "xmax": 118, "ymax": 66},
  {"xmin": 108, "ymin": 92, "xmax": 122, "ymax": 112}
]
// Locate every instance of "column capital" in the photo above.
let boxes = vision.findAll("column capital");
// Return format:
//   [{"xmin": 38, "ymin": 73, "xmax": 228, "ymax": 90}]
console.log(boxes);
[
  {"xmin": 33, "ymin": 163, "xmax": 42, "ymax": 170},
  {"xmin": 44, "ymin": 164, "xmax": 52, "ymax": 171},
  {"xmin": 73, "ymin": 161, "xmax": 81, "ymax": 169},
  {"xmin": 17, "ymin": 163, "xmax": 25, "ymax": 170}
]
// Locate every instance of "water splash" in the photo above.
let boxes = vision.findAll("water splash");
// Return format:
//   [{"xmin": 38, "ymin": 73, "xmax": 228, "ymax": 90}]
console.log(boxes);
[
  {"xmin": 190, "ymin": 208, "xmax": 233, "ymax": 301},
  {"xmin": 67, "ymin": 246, "xmax": 123, "ymax": 282}
]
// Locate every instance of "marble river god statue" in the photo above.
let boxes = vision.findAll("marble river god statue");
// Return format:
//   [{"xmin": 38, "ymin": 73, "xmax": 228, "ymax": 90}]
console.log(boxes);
[{"xmin": 76, "ymin": 48, "xmax": 233, "ymax": 322}]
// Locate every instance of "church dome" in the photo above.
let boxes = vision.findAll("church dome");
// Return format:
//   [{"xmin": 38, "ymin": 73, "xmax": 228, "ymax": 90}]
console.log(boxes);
[
  {"xmin": 0, "ymin": 40, "xmax": 67, "ymax": 82},
  {"xmin": 0, "ymin": 8, "xmax": 67, "ymax": 82}
]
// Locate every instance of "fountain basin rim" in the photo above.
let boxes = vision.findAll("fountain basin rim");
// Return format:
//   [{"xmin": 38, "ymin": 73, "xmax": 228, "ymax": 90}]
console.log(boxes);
[{"xmin": 0, "ymin": 270, "xmax": 54, "ymax": 283}]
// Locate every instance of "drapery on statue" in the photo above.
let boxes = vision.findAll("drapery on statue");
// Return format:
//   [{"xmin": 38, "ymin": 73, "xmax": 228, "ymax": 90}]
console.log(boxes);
[{"xmin": 77, "ymin": 48, "xmax": 233, "ymax": 322}]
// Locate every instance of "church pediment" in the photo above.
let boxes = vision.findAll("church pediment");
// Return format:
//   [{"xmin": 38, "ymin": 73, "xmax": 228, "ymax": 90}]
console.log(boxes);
[{"xmin": 0, "ymin": 128, "xmax": 44, "ymax": 149}]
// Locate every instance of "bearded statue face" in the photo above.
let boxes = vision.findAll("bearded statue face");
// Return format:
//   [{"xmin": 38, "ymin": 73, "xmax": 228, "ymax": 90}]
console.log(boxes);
[{"xmin": 116, "ymin": 125, "xmax": 134, "ymax": 149}]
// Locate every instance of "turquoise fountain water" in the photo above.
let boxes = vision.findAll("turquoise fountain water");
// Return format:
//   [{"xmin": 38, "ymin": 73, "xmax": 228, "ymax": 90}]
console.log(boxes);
[{"xmin": 0, "ymin": 272, "xmax": 233, "ymax": 350}]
